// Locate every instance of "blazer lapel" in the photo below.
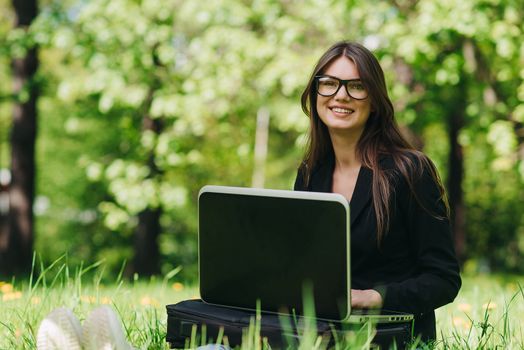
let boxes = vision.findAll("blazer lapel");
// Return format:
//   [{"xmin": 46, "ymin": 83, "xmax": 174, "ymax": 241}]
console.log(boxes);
[
  {"xmin": 308, "ymin": 154, "xmax": 373, "ymax": 225},
  {"xmin": 309, "ymin": 157, "xmax": 335, "ymax": 193},
  {"xmin": 350, "ymin": 166, "xmax": 373, "ymax": 226}
]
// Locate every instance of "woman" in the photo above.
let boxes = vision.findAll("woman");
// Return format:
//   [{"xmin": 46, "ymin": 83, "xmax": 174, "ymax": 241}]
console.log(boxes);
[{"xmin": 294, "ymin": 41, "xmax": 461, "ymax": 342}]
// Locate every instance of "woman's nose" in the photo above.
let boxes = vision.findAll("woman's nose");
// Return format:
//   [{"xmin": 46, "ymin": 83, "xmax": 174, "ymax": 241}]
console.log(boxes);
[{"xmin": 334, "ymin": 84, "xmax": 351, "ymax": 101}]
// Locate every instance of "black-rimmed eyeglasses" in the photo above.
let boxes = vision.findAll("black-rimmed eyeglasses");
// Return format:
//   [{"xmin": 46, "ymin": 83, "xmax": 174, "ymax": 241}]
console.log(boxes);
[{"xmin": 315, "ymin": 75, "xmax": 368, "ymax": 100}]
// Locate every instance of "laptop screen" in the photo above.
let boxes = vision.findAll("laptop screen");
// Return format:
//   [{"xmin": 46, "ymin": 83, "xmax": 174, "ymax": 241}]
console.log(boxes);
[{"xmin": 198, "ymin": 186, "xmax": 350, "ymax": 321}]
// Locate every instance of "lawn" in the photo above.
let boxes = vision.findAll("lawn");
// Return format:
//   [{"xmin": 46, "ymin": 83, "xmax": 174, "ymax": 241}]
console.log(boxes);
[{"xmin": 1, "ymin": 261, "xmax": 523, "ymax": 349}]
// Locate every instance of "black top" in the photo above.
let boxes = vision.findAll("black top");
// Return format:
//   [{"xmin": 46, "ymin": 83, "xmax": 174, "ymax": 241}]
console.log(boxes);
[{"xmin": 294, "ymin": 154, "xmax": 461, "ymax": 341}]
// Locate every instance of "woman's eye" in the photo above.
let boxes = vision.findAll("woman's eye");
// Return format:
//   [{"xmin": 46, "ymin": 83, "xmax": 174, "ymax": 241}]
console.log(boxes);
[
  {"xmin": 348, "ymin": 83, "xmax": 364, "ymax": 90},
  {"xmin": 321, "ymin": 80, "xmax": 337, "ymax": 87}
]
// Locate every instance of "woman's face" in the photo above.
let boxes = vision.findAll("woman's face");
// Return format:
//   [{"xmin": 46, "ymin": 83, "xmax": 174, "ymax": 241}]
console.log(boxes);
[{"xmin": 315, "ymin": 56, "xmax": 372, "ymax": 137}]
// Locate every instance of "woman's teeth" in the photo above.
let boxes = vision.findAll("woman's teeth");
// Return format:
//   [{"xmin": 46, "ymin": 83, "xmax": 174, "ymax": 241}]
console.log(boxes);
[{"xmin": 331, "ymin": 107, "xmax": 354, "ymax": 114}]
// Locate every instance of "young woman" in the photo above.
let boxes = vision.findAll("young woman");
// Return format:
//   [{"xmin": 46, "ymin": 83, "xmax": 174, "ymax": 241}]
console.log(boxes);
[{"xmin": 294, "ymin": 41, "xmax": 461, "ymax": 341}]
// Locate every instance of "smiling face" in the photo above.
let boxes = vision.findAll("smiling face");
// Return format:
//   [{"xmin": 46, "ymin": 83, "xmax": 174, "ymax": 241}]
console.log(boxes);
[{"xmin": 315, "ymin": 56, "xmax": 372, "ymax": 138}]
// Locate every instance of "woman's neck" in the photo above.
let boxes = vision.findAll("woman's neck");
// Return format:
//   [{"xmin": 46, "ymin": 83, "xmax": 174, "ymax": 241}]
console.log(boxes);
[{"xmin": 329, "ymin": 130, "xmax": 361, "ymax": 170}]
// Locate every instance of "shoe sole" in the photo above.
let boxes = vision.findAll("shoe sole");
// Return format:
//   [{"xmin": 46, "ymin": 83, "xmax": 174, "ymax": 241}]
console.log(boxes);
[
  {"xmin": 37, "ymin": 307, "xmax": 82, "ymax": 350},
  {"xmin": 82, "ymin": 305, "xmax": 134, "ymax": 350}
]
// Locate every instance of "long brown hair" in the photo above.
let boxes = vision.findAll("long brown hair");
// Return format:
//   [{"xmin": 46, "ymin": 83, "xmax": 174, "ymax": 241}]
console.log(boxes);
[{"xmin": 300, "ymin": 41, "xmax": 449, "ymax": 243}]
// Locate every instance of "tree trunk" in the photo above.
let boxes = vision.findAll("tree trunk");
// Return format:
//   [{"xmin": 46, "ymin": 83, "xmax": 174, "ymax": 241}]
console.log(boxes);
[
  {"xmin": 0, "ymin": 0, "xmax": 39, "ymax": 276},
  {"xmin": 447, "ymin": 91, "xmax": 466, "ymax": 265},
  {"xmin": 133, "ymin": 207, "xmax": 162, "ymax": 276},
  {"xmin": 132, "ymin": 112, "xmax": 163, "ymax": 276},
  {"xmin": 252, "ymin": 107, "xmax": 270, "ymax": 188},
  {"xmin": 0, "ymin": 173, "xmax": 10, "ymax": 263}
]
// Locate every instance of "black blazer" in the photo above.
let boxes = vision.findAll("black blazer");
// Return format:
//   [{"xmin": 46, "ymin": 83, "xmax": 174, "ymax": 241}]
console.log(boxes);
[{"xmin": 294, "ymin": 154, "xmax": 461, "ymax": 342}]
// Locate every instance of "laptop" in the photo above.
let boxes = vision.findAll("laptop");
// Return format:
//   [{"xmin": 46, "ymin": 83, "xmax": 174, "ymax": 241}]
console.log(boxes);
[{"xmin": 198, "ymin": 185, "xmax": 413, "ymax": 324}]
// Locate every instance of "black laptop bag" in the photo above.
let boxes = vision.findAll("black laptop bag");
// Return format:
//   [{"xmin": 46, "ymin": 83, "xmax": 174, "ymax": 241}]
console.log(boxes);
[{"xmin": 166, "ymin": 299, "xmax": 413, "ymax": 349}]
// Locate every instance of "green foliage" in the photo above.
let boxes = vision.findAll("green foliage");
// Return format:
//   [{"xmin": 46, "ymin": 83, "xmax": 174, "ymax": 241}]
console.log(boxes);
[
  {"xmin": 366, "ymin": 0, "xmax": 524, "ymax": 270},
  {"xmin": 1, "ymin": 0, "xmax": 523, "ymax": 276}
]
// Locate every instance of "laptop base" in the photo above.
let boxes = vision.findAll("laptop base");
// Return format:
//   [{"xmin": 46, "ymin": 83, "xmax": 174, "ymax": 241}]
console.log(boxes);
[{"xmin": 166, "ymin": 300, "xmax": 413, "ymax": 349}]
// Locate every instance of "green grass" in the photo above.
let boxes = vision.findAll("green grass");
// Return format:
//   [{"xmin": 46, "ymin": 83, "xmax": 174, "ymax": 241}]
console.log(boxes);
[
  {"xmin": 1, "ymin": 258, "xmax": 523, "ymax": 349},
  {"xmin": 436, "ymin": 274, "xmax": 524, "ymax": 349}
]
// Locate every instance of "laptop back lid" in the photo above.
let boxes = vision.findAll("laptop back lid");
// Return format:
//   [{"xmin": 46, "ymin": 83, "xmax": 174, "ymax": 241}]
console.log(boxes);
[{"xmin": 198, "ymin": 185, "xmax": 350, "ymax": 321}]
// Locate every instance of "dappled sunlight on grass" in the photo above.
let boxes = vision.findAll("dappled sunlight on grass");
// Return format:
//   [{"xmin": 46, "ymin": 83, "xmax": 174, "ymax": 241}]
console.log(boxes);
[
  {"xmin": 0, "ymin": 257, "xmax": 195, "ymax": 349},
  {"xmin": 436, "ymin": 275, "xmax": 524, "ymax": 349},
  {"xmin": 1, "ymin": 277, "xmax": 196, "ymax": 349},
  {"xmin": 1, "ymin": 268, "xmax": 524, "ymax": 349}
]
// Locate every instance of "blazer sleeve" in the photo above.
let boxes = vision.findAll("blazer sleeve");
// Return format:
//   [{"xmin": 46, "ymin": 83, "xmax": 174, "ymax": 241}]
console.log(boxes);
[{"xmin": 377, "ymin": 163, "xmax": 462, "ymax": 315}]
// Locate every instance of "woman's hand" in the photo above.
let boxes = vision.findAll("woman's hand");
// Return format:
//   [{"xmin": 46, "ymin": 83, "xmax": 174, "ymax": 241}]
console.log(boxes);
[{"xmin": 351, "ymin": 289, "xmax": 383, "ymax": 309}]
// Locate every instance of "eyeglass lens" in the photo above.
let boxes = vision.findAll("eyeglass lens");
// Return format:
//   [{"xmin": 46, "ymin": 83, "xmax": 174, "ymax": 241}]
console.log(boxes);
[{"xmin": 316, "ymin": 76, "xmax": 368, "ymax": 100}]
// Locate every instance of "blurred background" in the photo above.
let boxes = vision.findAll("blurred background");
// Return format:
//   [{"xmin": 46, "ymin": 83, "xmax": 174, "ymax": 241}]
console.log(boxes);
[{"xmin": 0, "ymin": 0, "xmax": 522, "ymax": 282}]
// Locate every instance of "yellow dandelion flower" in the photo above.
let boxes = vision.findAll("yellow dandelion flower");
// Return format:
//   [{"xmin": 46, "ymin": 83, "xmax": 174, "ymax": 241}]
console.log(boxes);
[
  {"xmin": 81, "ymin": 295, "xmax": 97, "ymax": 304},
  {"xmin": 31, "ymin": 296, "xmax": 41, "ymax": 305},
  {"xmin": 482, "ymin": 302, "xmax": 497, "ymax": 310},
  {"xmin": 452, "ymin": 316, "xmax": 471, "ymax": 330},
  {"xmin": 172, "ymin": 282, "xmax": 184, "ymax": 291},
  {"xmin": 457, "ymin": 303, "xmax": 471, "ymax": 312},
  {"xmin": 101, "ymin": 297, "xmax": 112, "ymax": 305},
  {"xmin": 3, "ymin": 291, "xmax": 22, "ymax": 301},
  {"xmin": 452, "ymin": 316, "xmax": 463, "ymax": 326},
  {"xmin": 140, "ymin": 296, "xmax": 159, "ymax": 307},
  {"xmin": 0, "ymin": 283, "xmax": 14, "ymax": 294}
]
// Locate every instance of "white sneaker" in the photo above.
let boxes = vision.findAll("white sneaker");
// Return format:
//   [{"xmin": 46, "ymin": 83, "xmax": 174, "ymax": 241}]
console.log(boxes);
[
  {"xmin": 81, "ymin": 305, "xmax": 134, "ymax": 350},
  {"xmin": 37, "ymin": 307, "xmax": 82, "ymax": 350}
]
